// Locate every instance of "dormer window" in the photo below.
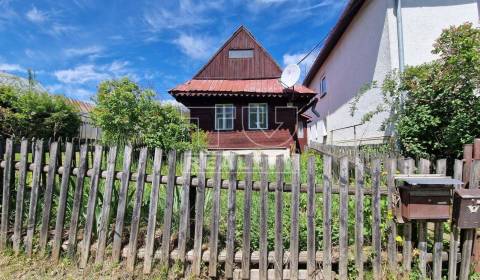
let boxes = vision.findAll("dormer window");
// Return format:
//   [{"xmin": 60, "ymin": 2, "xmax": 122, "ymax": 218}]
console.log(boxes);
[{"xmin": 229, "ymin": 49, "xmax": 253, "ymax": 58}]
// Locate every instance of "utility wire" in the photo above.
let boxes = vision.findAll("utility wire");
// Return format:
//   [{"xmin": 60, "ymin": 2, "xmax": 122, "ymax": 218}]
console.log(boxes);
[{"xmin": 296, "ymin": 32, "xmax": 329, "ymax": 65}]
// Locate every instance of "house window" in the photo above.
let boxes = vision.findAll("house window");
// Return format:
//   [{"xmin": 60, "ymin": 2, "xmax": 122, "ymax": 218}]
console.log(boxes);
[
  {"xmin": 215, "ymin": 104, "xmax": 235, "ymax": 130},
  {"xmin": 320, "ymin": 76, "xmax": 327, "ymax": 97},
  {"xmin": 248, "ymin": 103, "xmax": 268, "ymax": 130},
  {"xmin": 229, "ymin": 49, "xmax": 254, "ymax": 58},
  {"xmin": 298, "ymin": 120, "xmax": 304, "ymax": 138}
]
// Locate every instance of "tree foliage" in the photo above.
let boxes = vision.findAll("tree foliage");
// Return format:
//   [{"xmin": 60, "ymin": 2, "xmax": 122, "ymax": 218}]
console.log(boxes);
[
  {"xmin": 0, "ymin": 85, "xmax": 81, "ymax": 139},
  {"xmin": 90, "ymin": 78, "xmax": 207, "ymax": 151},
  {"xmin": 351, "ymin": 23, "xmax": 480, "ymax": 159}
]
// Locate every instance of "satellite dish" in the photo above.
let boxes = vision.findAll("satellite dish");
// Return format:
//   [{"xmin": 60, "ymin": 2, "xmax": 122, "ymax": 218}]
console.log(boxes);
[{"xmin": 280, "ymin": 64, "xmax": 301, "ymax": 88}]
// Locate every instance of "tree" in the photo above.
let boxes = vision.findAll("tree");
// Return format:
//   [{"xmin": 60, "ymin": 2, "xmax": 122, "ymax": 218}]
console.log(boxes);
[
  {"xmin": 351, "ymin": 23, "xmax": 480, "ymax": 159},
  {"xmin": 0, "ymin": 86, "xmax": 81, "ymax": 139},
  {"xmin": 90, "ymin": 78, "xmax": 206, "ymax": 151}
]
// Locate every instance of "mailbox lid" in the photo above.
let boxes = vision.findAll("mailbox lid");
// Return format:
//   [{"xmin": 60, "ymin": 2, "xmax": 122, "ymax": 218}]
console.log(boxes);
[{"xmin": 454, "ymin": 189, "xmax": 480, "ymax": 198}]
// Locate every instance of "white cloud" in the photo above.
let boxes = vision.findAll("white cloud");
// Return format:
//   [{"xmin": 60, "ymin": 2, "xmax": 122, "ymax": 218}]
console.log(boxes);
[
  {"xmin": 173, "ymin": 34, "xmax": 213, "ymax": 60},
  {"xmin": 54, "ymin": 64, "xmax": 109, "ymax": 84},
  {"xmin": 46, "ymin": 83, "xmax": 94, "ymax": 101},
  {"xmin": 26, "ymin": 6, "xmax": 48, "ymax": 23},
  {"xmin": 0, "ymin": 63, "xmax": 24, "ymax": 72},
  {"xmin": 143, "ymin": 0, "xmax": 223, "ymax": 32},
  {"xmin": 64, "ymin": 45, "xmax": 104, "ymax": 57},
  {"xmin": 54, "ymin": 60, "xmax": 138, "ymax": 85}
]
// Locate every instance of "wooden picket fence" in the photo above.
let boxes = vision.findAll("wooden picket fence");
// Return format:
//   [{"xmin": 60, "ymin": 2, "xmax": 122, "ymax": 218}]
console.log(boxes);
[{"xmin": 0, "ymin": 137, "xmax": 477, "ymax": 279}]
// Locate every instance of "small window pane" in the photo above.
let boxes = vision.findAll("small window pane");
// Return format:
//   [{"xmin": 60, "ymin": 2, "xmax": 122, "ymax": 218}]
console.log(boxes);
[
  {"xmin": 248, "ymin": 103, "xmax": 267, "ymax": 129},
  {"xmin": 229, "ymin": 49, "xmax": 254, "ymax": 58},
  {"xmin": 215, "ymin": 104, "xmax": 234, "ymax": 130}
]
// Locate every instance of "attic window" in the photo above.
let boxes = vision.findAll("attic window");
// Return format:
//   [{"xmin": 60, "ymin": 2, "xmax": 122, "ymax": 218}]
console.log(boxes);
[{"xmin": 229, "ymin": 49, "xmax": 254, "ymax": 58}]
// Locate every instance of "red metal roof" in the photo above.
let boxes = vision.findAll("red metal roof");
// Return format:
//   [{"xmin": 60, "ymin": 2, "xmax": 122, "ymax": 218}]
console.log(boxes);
[
  {"xmin": 170, "ymin": 79, "xmax": 316, "ymax": 97},
  {"xmin": 65, "ymin": 98, "xmax": 95, "ymax": 113}
]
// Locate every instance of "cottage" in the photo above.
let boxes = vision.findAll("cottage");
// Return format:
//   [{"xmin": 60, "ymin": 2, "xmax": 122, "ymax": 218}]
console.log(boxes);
[
  {"xmin": 304, "ymin": 0, "xmax": 479, "ymax": 146},
  {"xmin": 170, "ymin": 26, "xmax": 316, "ymax": 156}
]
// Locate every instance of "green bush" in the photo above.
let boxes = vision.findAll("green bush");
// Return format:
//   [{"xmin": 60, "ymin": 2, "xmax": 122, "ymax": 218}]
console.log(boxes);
[
  {"xmin": 90, "ymin": 78, "xmax": 207, "ymax": 151},
  {"xmin": 0, "ymin": 86, "xmax": 81, "ymax": 139},
  {"xmin": 351, "ymin": 23, "xmax": 480, "ymax": 159}
]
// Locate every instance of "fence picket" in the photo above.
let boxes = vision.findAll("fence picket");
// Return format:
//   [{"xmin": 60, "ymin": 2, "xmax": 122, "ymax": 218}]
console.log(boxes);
[
  {"xmin": 241, "ymin": 154, "xmax": 254, "ymax": 278},
  {"xmin": 371, "ymin": 159, "xmax": 381, "ymax": 279},
  {"xmin": 13, "ymin": 139, "xmax": 28, "ymax": 254},
  {"xmin": 339, "ymin": 156, "xmax": 349, "ymax": 279},
  {"xmin": 225, "ymin": 153, "xmax": 238, "ymax": 278},
  {"xmin": 79, "ymin": 145, "xmax": 103, "ymax": 268},
  {"xmin": 177, "ymin": 151, "xmax": 193, "ymax": 265},
  {"xmin": 418, "ymin": 158, "xmax": 430, "ymax": 278},
  {"xmin": 208, "ymin": 151, "xmax": 222, "ymax": 277},
  {"xmin": 0, "ymin": 138, "xmax": 13, "ymax": 250},
  {"xmin": 289, "ymin": 154, "xmax": 300, "ymax": 280},
  {"xmin": 95, "ymin": 146, "xmax": 118, "ymax": 265},
  {"xmin": 448, "ymin": 159, "xmax": 463, "ymax": 280},
  {"xmin": 39, "ymin": 141, "xmax": 59, "ymax": 254},
  {"xmin": 323, "ymin": 155, "xmax": 333, "ymax": 280},
  {"xmin": 160, "ymin": 150, "xmax": 177, "ymax": 264},
  {"xmin": 126, "ymin": 147, "xmax": 148, "ymax": 271},
  {"xmin": 52, "ymin": 141, "xmax": 74, "ymax": 261},
  {"xmin": 386, "ymin": 158, "xmax": 397, "ymax": 273},
  {"xmin": 25, "ymin": 140, "xmax": 44, "ymax": 256},
  {"xmin": 259, "ymin": 154, "xmax": 268, "ymax": 280},
  {"xmin": 433, "ymin": 159, "xmax": 447, "ymax": 280},
  {"xmin": 402, "ymin": 159, "xmax": 414, "ymax": 272},
  {"xmin": 67, "ymin": 144, "xmax": 88, "ymax": 257},
  {"xmin": 111, "ymin": 145, "xmax": 133, "ymax": 262},
  {"xmin": 143, "ymin": 148, "xmax": 163, "ymax": 274},
  {"xmin": 460, "ymin": 159, "xmax": 480, "ymax": 280},
  {"xmin": 192, "ymin": 151, "xmax": 207, "ymax": 276},
  {"xmin": 274, "ymin": 155, "xmax": 285, "ymax": 280},
  {"xmin": 307, "ymin": 156, "xmax": 316, "ymax": 279},
  {"xmin": 354, "ymin": 156, "xmax": 364, "ymax": 279}
]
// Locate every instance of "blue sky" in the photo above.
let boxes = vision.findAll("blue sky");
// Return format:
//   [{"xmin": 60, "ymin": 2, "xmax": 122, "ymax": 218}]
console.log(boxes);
[{"xmin": 0, "ymin": 0, "xmax": 347, "ymax": 102}]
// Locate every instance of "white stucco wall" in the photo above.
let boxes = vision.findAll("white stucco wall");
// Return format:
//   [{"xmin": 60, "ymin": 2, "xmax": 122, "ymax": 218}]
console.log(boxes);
[{"xmin": 308, "ymin": 0, "xmax": 479, "ymax": 146}]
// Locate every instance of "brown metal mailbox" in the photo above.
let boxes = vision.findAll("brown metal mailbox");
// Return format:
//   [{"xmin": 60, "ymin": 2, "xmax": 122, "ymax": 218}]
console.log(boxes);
[
  {"xmin": 395, "ymin": 176, "xmax": 461, "ymax": 221},
  {"xmin": 452, "ymin": 189, "xmax": 480, "ymax": 228}
]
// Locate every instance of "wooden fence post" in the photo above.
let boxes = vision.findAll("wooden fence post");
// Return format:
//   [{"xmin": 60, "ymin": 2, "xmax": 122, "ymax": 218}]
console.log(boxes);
[
  {"xmin": 290, "ymin": 154, "xmax": 300, "ymax": 280},
  {"xmin": 371, "ymin": 158, "xmax": 382, "ymax": 279},
  {"xmin": 13, "ymin": 139, "xmax": 28, "ymax": 254},
  {"xmin": 79, "ymin": 145, "xmax": 103, "ymax": 268},
  {"xmin": 259, "ymin": 154, "xmax": 268, "ymax": 280},
  {"xmin": 208, "ymin": 151, "xmax": 222, "ymax": 277},
  {"xmin": 192, "ymin": 151, "xmax": 207, "ymax": 276},
  {"xmin": 240, "ymin": 153, "xmax": 254, "ymax": 279},
  {"xmin": 307, "ymin": 156, "xmax": 316, "ymax": 279},
  {"xmin": 225, "ymin": 153, "xmax": 238, "ymax": 278},
  {"xmin": 274, "ymin": 155, "xmax": 285, "ymax": 280},
  {"xmin": 354, "ymin": 156, "xmax": 364, "ymax": 279},
  {"xmin": 448, "ymin": 159, "xmax": 463, "ymax": 280},
  {"xmin": 177, "ymin": 151, "xmax": 193, "ymax": 265},
  {"xmin": 402, "ymin": 159, "xmax": 415, "ymax": 273},
  {"xmin": 433, "ymin": 159, "xmax": 447, "ymax": 279},
  {"xmin": 111, "ymin": 145, "xmax": 133, "ymax": 262},
  {"xmin": 0, "ymin": 138, "xmax": 13, "ymax": 251},
  {"xmin": 143, "ymin": 148, "xmax": 163, "ymax": 274},
  {"xmin": 25, "ymin": 140, "xmax": 44, "ymax": 256},
  {"xmin": 95, "ymin": 146, "xmax": 118, "ymax": 265},
  {"xmin": 338, "ymin": 156, "xmax": 349, "ymax": 279},
  {"xmin": 160, "ymin": 150, "xmax": 177, "ymax": 266},
  {"xmin": 386, "ymin": 158, "xmax": 397, "ymax": 274},
  {"xmin": 67, "ymin": 144, "xmax": 88, "ymax": 257},
  {"xmin": 418, "ymin": 158, "xmax": 430, "ymax": 278},
  {"xmin": 323, "ymin": 155, "xmax": 332, "ymax": 280},
  {"xmin": 126, "ymin": 147, "xmax": 148, "ymax": 271},
  {"xmin": 39, "ymin": 141, "xmax": 59, "ymax": 254},
  {"xmin": 52, "ymin": 141, "xmax": 74, "ymax": 261}
]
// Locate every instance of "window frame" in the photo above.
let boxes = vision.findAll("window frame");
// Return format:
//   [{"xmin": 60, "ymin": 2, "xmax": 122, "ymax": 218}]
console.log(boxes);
[
  {"xmin": 248, "ymin": 103, "xmax": 268, "ymax": 130},
  {"xmin": 228, "ymin": 49, "xmax": 254, "ymax": 59},
  {"xmin": 215, "ymin": 104, "xmax": 235, "ymax": 131}
]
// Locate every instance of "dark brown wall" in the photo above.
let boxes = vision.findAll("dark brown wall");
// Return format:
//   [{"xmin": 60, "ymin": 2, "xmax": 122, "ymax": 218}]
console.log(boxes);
[
  {"xmin": 178, "ymin": 96, "xmax": 307, "ymax": 150},
  {"xmin": 194, "ymin": 27, "xmax": 282, "ymax": 80}
]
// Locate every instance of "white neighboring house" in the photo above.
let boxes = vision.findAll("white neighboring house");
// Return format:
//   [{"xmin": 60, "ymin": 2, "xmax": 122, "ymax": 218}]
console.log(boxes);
[{"xmin": 304, "ymin": 0, "xmax": 480, "ymax": 146}]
